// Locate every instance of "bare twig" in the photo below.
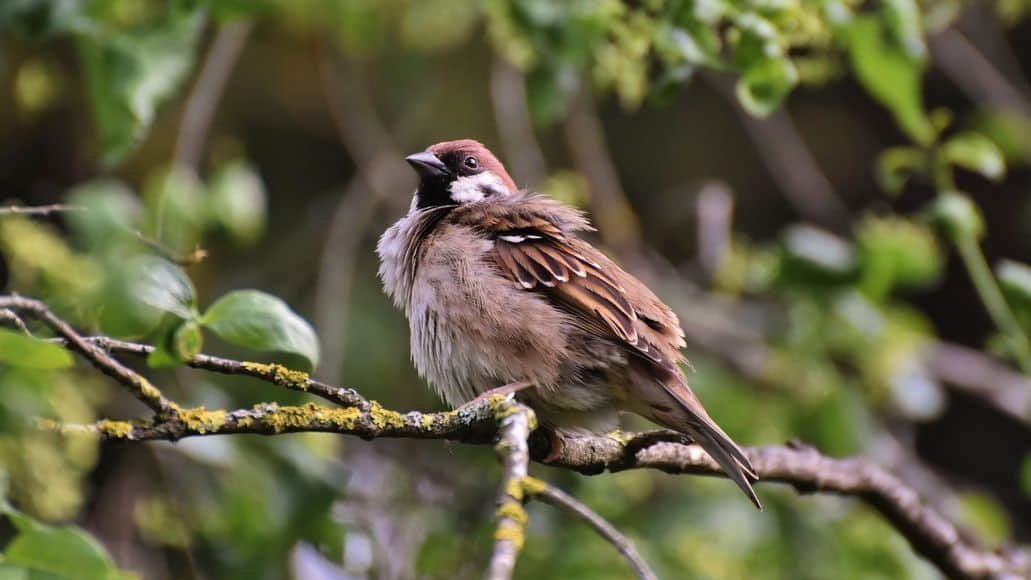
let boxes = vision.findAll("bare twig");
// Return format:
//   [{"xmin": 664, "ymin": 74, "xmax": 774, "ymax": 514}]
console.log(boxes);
[
  {"xmin": 0, "ymin": 204, "xmax": 84, "ymax": 216},
  {"xmin": 929, "ymin": 29, "xmax": 1031, "ymax": 117},
  {"xmin": 523, "ymin": 477, "xmax": 657, "ymax": 580},
  {"xmin": 134, "ymin": 231, "xmax": 208, "ymax": 266},
  {"xmin": 705, "ymin": 74, "xmax": 851, "ymax": 231},
  {"xmin": 311, "ymin": 179, "xmax": 379, "ymax": 382},
  {"xmin": 486, "ymin": 399, "xmax": 535, "ymax": 580},
  {"xmin": 696, "ymin": 181, "xmax": 735, "ymax": 278},
  {"xmin": 562, "ymin": 88, "xmax": 645, "ymax": 260},
  {"xmin": 545, "ymin": 436, "xmax": 1030, "ymax": 580},
  {"xmin": 0, "ymin": 308, "xmax": 30, "ymax": 334},
  {"xmin": 490, "ymin": 59, "xmax": 548, "ymax": 188},
  {"xmin": 925, "ymin": 341, "xmax": 1031, "ymax": 425},
  {"xmin": 313, "ymin": 45, "xmax": 412, "ymax": 382},
  {"xmin": 172, "ymin": 19, "xmax": 254, "ymax": 171},
  {"xmin": 68, "ymin": 336, "xmax": 366, "ymax": 409},
  {"xmin": 0, "ymin": 296, "xmax": 176, "ymax": 417}
]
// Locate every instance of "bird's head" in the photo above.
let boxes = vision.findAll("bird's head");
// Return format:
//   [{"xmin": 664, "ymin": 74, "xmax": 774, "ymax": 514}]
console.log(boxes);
[{"xmin": 405, "ymin": 139, "xmax": 518, "ymax": 209}]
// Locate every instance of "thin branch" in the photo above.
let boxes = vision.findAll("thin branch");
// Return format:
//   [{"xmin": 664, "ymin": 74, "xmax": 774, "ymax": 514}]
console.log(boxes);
[
  {"xmin": 172, "ymin": 19, "xmax": 254, "ymax": 171},
  {"xmin": 0, "ymin": 308, "xmax": 30, "ymax": 334},
  {"xmin": 0, "ymin": 296, "xmax": 176, "ymax": 417},
  {"xmin": 522, "ymin": 477, "xmax": 657, "ymax": 580},
  {"xmin": 543, "ymin": 436, "xmax": 1030, "ymax": 580},
  {"xmin": 313, "ymin": 45, "xmax": 411, "ymax": 382},
  {"xmin": 486, "ymin": 399, "xmax": 535, "ymax": 580},
  {"xmin": 695, "ymin": 181, "xmax": 735, "ymax": 278},
  {"xmin": 490, "ymin": 58, "xmax": 548, "ymax": 188},
  {"xmin": 72, "ymin": 336, "xmax": 366, "ymax": 409},
  {"xmin": 134, "ymin": 231, "xmax": 208, "ymax": 266},
  {"xmin": 45, "ymin": 399, "xmax": 503, "ymax": 445},
  {"xmin": 926, "ymin": 341, "xmax": 1031, "ymax": 425},
  {"xmin": 705, "ymin": 73, "xmax": 851, "ymax": 231},
  {"xmin": 0, "ymin": 204, "xmax": 84, "ymax": 216},
  {"xmin": 562, "ymin": 87, "xmax": 645, "ymax": 260},
  {"xmin": 929, "ymin": 28, "xmax": 1031, "ymax": 118}
]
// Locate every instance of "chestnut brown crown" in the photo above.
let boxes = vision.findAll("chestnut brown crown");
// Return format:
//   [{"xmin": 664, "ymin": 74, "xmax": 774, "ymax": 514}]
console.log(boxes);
[{"xmin": 406, "ymin": 140, "xmax": 518, "ymax": 209}]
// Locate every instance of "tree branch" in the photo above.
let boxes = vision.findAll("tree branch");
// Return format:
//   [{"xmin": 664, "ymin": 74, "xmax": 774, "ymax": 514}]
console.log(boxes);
[
  {"xmin": 8, "ymin": 295, "xmax": 1027, "ymax": 580},
  {"xmin": 486, "ymin": 399, "xmax": 535, "ymax": 580},
  {"xmin": 522, "ymin": 476, "xmax": 658, "ymax": 580},
  {"xmin": 545, "ymin": 435, "xmax": 1030, "ymax": 580},
  {"xmin": 0, "ymin": 204, "xmax": 84, "ymax": 216},
  {"xmin": 172, "ymin": 19, "xmax": 254, "ymax": 172},
  {"xmin": 0, "ymin": 296, "xmax": 176, "ymax": 416}
]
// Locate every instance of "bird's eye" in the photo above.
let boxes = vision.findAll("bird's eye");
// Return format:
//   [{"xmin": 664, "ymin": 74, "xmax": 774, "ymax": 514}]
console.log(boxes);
[{"xmin": 463, "ymin": 156, "xmax": 478, "ymax": 169}]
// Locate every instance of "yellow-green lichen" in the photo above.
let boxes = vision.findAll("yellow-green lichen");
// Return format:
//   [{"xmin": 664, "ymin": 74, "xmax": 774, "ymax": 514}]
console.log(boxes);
[
  {"xmin": 520, "ymin": 476, "xmax": 547, "ymax": 496},
  {"xmin": 179, "ymin": 407, "xmax": 228, "ymax": 434},
  {"xmin": 495, "ymin": 501, "xmax": 529, "ymax": 527},
  {"xmin": 504, "ymin": 478, "xmax": 526, "ymax": 502},
  {"xmin": 137, "ymin": 378, "xmax": 164, "ymax": 403},
  {"xmin": 606, "ymin": 429, "xmax": 636, "ymax": 445},
  {"xmin": 367, "ymin": 401, "xmax": 406, "ymax": 430},
  {"xmin": 242, "ymin": 362, "xmax": 310, "ymax": 391},
  {"xmin": 418, "ymin": 413, "xmax": 436, "ymax": 429},
  {"xmin": 493, "ymin": 521, "xmax": 527, "ymax": 550},
  {"xmin": 258, "ymin": 403, "xmax": 362, "ymax": 434},
  {"xmin": 96, "ymin": 419, "xmax": 135, "ymax": 440}
]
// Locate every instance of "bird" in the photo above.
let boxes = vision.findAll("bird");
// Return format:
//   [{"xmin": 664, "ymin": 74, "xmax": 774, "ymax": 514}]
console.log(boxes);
[{"xmin": 377, "ymin": 139, "xmax": 760, "ymax": 508}]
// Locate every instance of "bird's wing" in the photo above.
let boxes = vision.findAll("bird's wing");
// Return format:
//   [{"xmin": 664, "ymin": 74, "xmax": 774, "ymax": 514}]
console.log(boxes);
[{"xmin": 452, "ymin": 194, "xmax": 685, "ymax": 369}]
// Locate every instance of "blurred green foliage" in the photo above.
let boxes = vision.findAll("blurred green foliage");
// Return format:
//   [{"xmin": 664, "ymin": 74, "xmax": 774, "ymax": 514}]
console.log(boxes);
[{"xmin": 1, "ymin": 0, "xmax": 1031, "ymax": 579}]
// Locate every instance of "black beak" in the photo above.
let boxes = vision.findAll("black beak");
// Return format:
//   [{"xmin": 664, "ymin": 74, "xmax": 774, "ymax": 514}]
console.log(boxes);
[{"xmin": 405, "ymin": 151, "xmax": 450, "ymax": 179}]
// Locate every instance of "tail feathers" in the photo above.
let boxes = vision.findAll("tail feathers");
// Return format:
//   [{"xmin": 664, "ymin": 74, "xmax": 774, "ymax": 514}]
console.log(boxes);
[
  {"xmin": 687, "ymin": 422, "xmax": 762, "ymax": 510},
  {"xmin": 637, "ymin": 372, "xmax": 761, "ymax": 508}
]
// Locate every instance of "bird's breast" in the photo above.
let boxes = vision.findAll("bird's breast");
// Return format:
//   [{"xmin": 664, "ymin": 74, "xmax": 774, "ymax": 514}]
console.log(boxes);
[{"xmin": 403, "ymin": 224, "xmax": 573, "ymax": 406}]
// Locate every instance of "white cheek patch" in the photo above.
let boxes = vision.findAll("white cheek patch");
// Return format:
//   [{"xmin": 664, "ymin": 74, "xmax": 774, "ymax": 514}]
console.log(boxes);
[{"xmin": 449, "ymin": 172, "xmax": 507, "ymax": 203}]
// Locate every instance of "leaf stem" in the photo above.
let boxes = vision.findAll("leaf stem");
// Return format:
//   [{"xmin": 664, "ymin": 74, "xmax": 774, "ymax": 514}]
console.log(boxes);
[{"xmin": 954, "ymin": 235, "xmax": 1031, "ymax": 373}]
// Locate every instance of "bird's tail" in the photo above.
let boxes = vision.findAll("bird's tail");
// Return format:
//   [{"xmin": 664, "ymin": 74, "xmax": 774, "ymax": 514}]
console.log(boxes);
[{"xmin": 650, "ymin": 375, "xmax": 762, "ymax": 509}]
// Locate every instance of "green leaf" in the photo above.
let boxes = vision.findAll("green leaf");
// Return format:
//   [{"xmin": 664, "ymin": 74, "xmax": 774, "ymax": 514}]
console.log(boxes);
[
  {"xmin": 142, "ymin": 167, "xmax": 209, "ymax": 254},
  {"xmin": 129, "ymin": 255, "xmax": 197, "ymax": 320},
  {"xmin": 941, "ymin": 132, "xmax": 1006, "ymax": 181},
  {"xmin": 882, "ymin": 0, "xmax": 926, "ymax": 61},
  {"xmin": 526, "ymin": 63, "xmax": 578, "ymax": 126},
  {"xmin": 876, "ymin": 146, "xmax": 925, "ymax": 195},
  {"xmin": 76, "ymin": 8, "xmax": 205, "ymax": 164},
  {"xmin": 147, "ymin": 318, "xmax": 202, "ymax": 368},
  {"xmin": 209, "ymin": 162, "xmax": 267, "ymax": 245},
  {"xmin": 0, "ymin": 328, "xmax": 73, "ymax": 370},
  {"xmin": 844, "ymin": 16, "xmax": 934, "ymax": 145},
  {"xmin": 968, "ymin": 109, "xmax": 1031, "ymax": 163},
  {"xmin": 929, "ymin": 191, "xmax": 984, "ymax": 241},
  {"xmin": 3, "ymin": 507, "xmax": 134, "ymax": 580},
  {"xmin": 65, "ymin": 179, "xmax": 141, "ymax": 250},
  {"xmin": 200, "ymin": 290, "xmax": 320, "ymax": 369},
  {"xmin": 173, "ymin": 320, "xmax": 203, "ymax": 360},
  {"xmin": 955, "ymin": 491, "xmax": 1011, "ymax": 546},
  {"xmin": 997, "ymin": 259, "xmax": 1031, "ymax": 318},
  {"xmin": 735, "ymin": 56, "xmax": 798, "ymax": 117},
  {"xmin": 783, "ymin": 225, "xmax": 856, "ymax": 275},
  {"xmin": 857, "ymin": 215, "xmax": 942, "ymax": 300}
]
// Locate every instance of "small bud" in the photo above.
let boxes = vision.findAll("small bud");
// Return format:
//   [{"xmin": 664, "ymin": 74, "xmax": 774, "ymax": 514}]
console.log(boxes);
[{"xmin": 929, "ymin": 191, "xmax": 984, "ymax": 241}]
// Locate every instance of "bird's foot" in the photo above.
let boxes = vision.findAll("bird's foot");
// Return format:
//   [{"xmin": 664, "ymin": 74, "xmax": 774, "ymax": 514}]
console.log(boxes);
[{"xmin": 457, "ymin": 381, "xmax": 536, "ymax": 411}]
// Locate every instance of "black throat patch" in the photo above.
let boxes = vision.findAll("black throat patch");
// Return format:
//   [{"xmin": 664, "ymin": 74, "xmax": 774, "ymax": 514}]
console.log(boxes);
[{"xmin": 415, "ymin": 175, "xmax": 455, "ymax": 209}]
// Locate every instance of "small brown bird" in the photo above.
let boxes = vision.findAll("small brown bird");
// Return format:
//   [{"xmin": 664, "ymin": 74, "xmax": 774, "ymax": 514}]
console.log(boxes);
[{"xmin": 377, "ymin": 139, "xmax": 760, "ymax": 508}]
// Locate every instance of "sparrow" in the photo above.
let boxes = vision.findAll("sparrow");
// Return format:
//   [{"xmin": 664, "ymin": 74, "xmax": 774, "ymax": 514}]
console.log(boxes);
[{"xmin": 377, "ymin": 139, "xmax": 760, "ymax": 508}]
